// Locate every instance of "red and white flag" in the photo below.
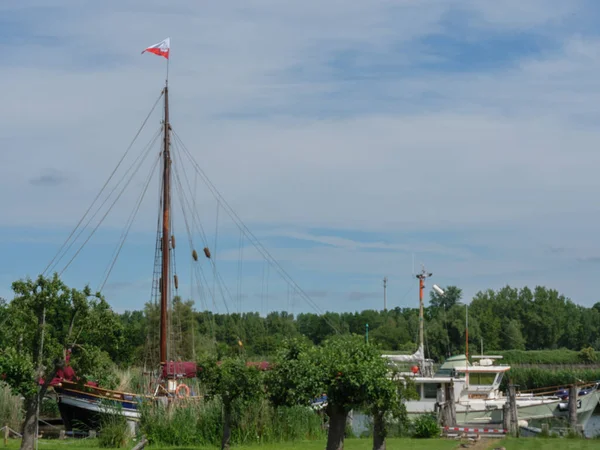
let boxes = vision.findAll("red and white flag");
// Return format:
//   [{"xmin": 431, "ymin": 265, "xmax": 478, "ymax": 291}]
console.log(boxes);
[{"xmin": 142, "ymin": 37, "xmax": 170, "ymax": 59}]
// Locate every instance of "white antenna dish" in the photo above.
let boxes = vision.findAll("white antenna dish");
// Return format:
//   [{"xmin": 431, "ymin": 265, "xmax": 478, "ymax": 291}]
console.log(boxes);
[{"xmin": 432, "ymin": 284, "xmax": 445, "ymax": 296}]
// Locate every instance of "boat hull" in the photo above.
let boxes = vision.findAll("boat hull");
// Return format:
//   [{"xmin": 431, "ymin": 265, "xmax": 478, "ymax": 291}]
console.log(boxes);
[
  {"xmin": 53, "ymin": 381, "xmax": 142, "ymax": 432},
  {"xmin": 406, "ymin": 389, "xmax": 600, "ymax": 428}
]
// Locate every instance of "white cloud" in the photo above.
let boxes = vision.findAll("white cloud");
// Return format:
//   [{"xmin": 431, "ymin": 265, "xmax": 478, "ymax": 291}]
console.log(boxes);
[{"xmin": 2, "ymin": 0, "xmax": 600, "ymax": 309}]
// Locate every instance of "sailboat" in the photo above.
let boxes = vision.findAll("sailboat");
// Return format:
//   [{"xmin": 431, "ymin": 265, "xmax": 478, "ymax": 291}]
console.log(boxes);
[
  {"xmin": 48, "ymin": 38, "xmax": 201, "ymax": 433},
  {"xmin": 381, "ymin": 266, "xmax": 600, "ymax": 429}
]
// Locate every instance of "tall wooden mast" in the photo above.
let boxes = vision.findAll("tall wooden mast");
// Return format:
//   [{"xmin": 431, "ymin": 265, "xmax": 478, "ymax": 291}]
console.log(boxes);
[{"xmin": 159, "ymin": 84, "xmax": 171, "ymax": 365}]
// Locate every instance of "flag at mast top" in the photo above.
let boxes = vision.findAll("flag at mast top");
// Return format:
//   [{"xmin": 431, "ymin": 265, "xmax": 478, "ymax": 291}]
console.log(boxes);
[{"xmin": 142, "ymin": 37, "xmax": 170, "ymax": 59}]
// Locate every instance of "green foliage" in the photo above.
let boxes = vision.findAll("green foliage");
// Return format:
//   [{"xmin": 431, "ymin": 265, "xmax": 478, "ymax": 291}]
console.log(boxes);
[
  {"xmin": 49, "ymin": 282, "xmax": 600, "ymax": 368},
  {"xmin": 40, "ymin": 396, "xmax": 60, "ymax": 418},
  {"xmin": 0, "ymin": 348, "xmax": 36, "ymax": 398},
  {"xmin": 265, "ymin": 338, "xmax": 321, "ymax": 407},
  {"xmin": 1, "ymin": 274, "xmax": 122, "ymax": 398},
  {"xmin": 71, "ymin": 346, "xmax": 120, "ymax": 389},
  {"xmin": 140, "ymin": 398, "xmax": 324, "ymax": 447},
  {"xmin": 412, "ymin": 414, "xmax": 440, "ymax": 439},
  {"xmin": 504, "ymin": 320, "xmax": 526, "ymax": 351},
  {"xmin": 200, "ymin": 356, "xmax": 264, "ymax": 407},
  {"xmin": 315, "ymin": 334, "xmax": 393, "ymax": 411},
  {"xmin": 497, "ymin": 349, "xmax": 593, "ymax": 365},
  {"xmin": 429, "ymin": 285, "xmax": 462, "ymax": 311},
  {"xmin": 578, "ymin": 346, "xmax": 597, "ymax": 363}
]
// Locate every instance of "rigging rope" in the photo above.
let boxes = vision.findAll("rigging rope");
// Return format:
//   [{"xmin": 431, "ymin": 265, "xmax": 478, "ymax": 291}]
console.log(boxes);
[
  {"xmin": 49, "ymin": 126, "xmax": 162, "ymax": 275},
  {"xmin": 58, "ymin": 129, "xmax": 161, "ymax": 277},
  {"xmin": 42, "ymin": 91, "xmax": 164, "ymax": 276},
  {"xmin": 212, "ymin": 201, "xmax": 220, "ymax": 315},
  {"xmin": 170, "ymin": 142, "xmax": 232, "ymax": 315},
  {"xmin": 97, "ymin": 151, "xmax": 161, "ymax": 292},
  {"xmin": 171, "ymin": 130, "xmax": 340, "ymax": 334},
  {"xmin": 237, "ymin": 230, "xmax": 244, "ymax": 314}
]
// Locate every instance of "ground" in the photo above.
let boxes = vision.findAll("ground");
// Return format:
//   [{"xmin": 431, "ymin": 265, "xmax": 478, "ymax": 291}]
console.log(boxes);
[{"xmin": 3, "ymin": 437, "xmax": 600, "ymax": 449}]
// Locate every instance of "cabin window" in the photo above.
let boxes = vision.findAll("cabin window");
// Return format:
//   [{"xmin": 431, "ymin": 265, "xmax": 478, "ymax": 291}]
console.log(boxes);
[
  {"xmin": 469, "ymin": 373, "xmax": 496, "ymax": 385},
  {"xmin": 423, "ymin": 383, "xmax": 440, "ymax": 399}
]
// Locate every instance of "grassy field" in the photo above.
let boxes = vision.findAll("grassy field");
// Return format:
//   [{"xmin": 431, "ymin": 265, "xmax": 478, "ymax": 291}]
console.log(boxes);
[
  {"xmin": 497, "ymin": 437, "xmax": 600, "ymax": 449},
  {"xmin": 3, "ymin": 437, "xmax": 599, "ymax": 449},
  {"xmin": 0, "ymin": 438, "xmax": 457, "ymax": 449}
]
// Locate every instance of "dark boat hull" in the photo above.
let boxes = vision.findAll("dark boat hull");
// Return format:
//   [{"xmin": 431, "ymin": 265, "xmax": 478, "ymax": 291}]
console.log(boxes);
[{"xmin": 53, "ymin": 381, "xmax": 142, "ymax": 432}]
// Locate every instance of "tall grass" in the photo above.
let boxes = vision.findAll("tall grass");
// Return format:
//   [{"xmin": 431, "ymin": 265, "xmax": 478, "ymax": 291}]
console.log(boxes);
[
  {"xmin": 98, "ymin": 401, "xmax": 129, "ymax": 448},
  {"xmin": 139, "ymin": 397, "xmax": 325, "ymax": 447},
  {"xmin": 498, "ymin": 349, "xmax": 593, "ymax": 365},
  {"xmin": 503, "ymin": 367, "xmax": 600, "ymax": 391},
  {"xmin": 0, "ymin": 383, "xmax": 22, "ymax": 430}
]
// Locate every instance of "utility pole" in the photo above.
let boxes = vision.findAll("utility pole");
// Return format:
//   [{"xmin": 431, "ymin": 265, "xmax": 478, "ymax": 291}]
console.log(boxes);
[{"xmin": 383, "ymin": 276, "xmax": 388, "ymax": 311}]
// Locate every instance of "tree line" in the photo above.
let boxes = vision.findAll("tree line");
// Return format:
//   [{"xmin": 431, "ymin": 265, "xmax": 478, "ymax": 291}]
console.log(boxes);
[
  {"xmin": 118, "ymin": 284, "xmax": 600, "ymax": 367},
  {"xmin": 4, "ymin": 279, "xmax": 599, "ymax": 374}
]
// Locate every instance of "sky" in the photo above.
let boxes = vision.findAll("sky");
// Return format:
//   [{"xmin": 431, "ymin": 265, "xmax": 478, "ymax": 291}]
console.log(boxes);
[{"xmin": 2, "ymin": 0, "xmax": 600, "ymax": 315}]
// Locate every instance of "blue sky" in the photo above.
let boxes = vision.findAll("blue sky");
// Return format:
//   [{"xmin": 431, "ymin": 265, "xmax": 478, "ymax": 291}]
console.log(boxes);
[{"xmin": 2, "ymin": 0, "xmax": 600, "ymax": 315}]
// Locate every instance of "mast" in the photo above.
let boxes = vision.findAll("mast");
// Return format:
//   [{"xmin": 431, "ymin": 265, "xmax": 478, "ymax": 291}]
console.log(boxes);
[
  {"xmin": 159, "ymin": 84, "xmax": 171, "ymax": 365},
  {"xmin": 416, "ymin": 265, "xmax": 432, "ymax": 367}
]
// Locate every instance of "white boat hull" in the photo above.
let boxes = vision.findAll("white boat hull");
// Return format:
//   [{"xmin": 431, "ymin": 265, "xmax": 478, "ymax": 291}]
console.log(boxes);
[{"xmin": 406, "ymin": 388, "xmax": 600, "ymax": 427}]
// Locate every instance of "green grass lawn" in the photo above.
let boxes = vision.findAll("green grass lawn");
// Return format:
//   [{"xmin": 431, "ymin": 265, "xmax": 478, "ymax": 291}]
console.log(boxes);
[
  {"xmin": 1, "ymin": 438, "xmax": 459, "ymax": 449},
  {"xmin": 494, "ymin": 437, "xmax": 600, "ymax": 449},
  {"xmin": 4, "ymin": 437, "xmax": 598, "ymax": 449}
]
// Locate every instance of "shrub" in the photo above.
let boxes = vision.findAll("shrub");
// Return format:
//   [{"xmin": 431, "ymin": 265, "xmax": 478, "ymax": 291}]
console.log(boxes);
[{"xmin": 412, "ymin": 414, "xmax": 439, "ymax": 439}]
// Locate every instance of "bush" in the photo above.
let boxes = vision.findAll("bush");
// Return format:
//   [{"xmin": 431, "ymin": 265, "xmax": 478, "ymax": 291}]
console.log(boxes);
[
  {"xmin": 579, "ymin": 347, "xmax": 597, "ymax": 363},
  {"xmin": 412, "ymin": 414, "xmax": 439, "ymax": 439}
]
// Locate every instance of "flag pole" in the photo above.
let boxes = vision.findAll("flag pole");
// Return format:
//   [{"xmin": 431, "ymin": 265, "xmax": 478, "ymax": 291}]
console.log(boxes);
[{"xmin": 166, "ymin": 43, "xmax": 170, "ymax": 86}]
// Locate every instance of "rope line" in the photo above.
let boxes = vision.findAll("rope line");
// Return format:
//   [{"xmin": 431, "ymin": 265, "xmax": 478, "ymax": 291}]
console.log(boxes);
[{"xmin": 42, "ymin": 91, "xmax": 164, "ymax": 276}]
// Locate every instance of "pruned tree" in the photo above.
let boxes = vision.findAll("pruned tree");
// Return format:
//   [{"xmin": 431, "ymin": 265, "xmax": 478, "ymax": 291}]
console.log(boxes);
[
  {"xmin": 200, "ymin": 357, "xmax": 264, "ymax": 450},
  {"xmin": 264, "ymin": 337, "xmax": 321, "ymax": 408},
  {"xmin": 0, "ymin": 274, "xmax": 115, "ymax": 450},
  {"xmin": 267, "ymin": 334, "xmax": 400, "ymax": 450}
]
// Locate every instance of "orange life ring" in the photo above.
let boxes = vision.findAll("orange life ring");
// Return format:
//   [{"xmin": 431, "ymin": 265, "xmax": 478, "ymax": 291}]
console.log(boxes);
[{"xmin": 175, "ymin": 383, "xmax": 190, "ymax": 398}]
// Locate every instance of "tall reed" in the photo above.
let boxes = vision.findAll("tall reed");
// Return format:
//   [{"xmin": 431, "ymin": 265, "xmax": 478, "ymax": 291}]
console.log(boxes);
[
  {"xmin": 139, "ymin": 397, "xmax": 325, "ymax": 447},
  {"xmin": 0, "ymin": 383, "xmax": 22, "ymax": 431},
  {"xmin": 503, "ymin": 367, "xmax": 600, "ymax": 391}
]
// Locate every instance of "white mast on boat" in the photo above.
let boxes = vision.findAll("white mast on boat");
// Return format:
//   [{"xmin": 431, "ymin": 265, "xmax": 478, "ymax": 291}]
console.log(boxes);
[{"xmin": 416, "ymin": 265, "xmax": 432, "ymax": 373}]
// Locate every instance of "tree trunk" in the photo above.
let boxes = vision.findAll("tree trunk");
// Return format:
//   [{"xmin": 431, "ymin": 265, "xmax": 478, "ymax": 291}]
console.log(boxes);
[
  {"xmin": 221, "ymin": 402, "xmax": 232, "ymax": 450},
  {"xmin": 22, "ymin": 305, "xmax": 55, "ymax": 450},
  {"xmin": 326, "ymin": 404, "xmax": 348, "ymax": 450},
  {"xmin": 20, "ymin": 394, "xmax": 39, "ymax": 450},
  {"xmin": 372, "ymin": 411, "xmax": 386, "ymax": 450}
]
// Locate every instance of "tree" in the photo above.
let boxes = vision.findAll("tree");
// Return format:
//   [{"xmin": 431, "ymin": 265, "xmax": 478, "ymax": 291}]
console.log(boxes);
[
  {"xmin": 0, "ymin": 274, "xmax": 109, "ymax": 450},
  {"xmin": 200, "ymin": 357, "xmax": 263, "ymax": 450},
  {"xmin": 503, "ymin": 319, "xmax": 525, "ymax": 351},
  {"xmin": 266, "ymin": 335, "xmax": 399, "ymax": 450},
  {"xmin": 264, "ymin": 338, "xmax": 321, "ymax": 408},
  {"xmin": 315, "ymin": 334, "xmax": 396, "ymax": 450},
  {"xmin": 372, "ymin": 375, "xmax": 420, "ymax": 449},
  {"xmin": 429, "ymin": 285, "xmax": 462, "ymax": 311}
]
